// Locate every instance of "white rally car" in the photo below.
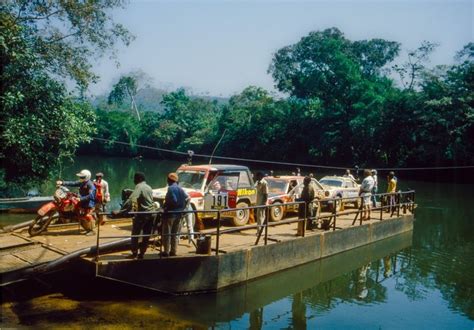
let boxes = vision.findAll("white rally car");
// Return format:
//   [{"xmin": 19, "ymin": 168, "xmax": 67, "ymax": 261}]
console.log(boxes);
[{"xmin": 318, "ymin": 175, "xmax": 361, "ymax": 210}]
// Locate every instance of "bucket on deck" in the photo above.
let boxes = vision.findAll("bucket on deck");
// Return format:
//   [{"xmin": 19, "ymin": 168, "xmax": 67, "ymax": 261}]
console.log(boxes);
[
  {"xmin": 196, "ymin": 235, "xmax": 212, "ymax": 255},
  {"xmin": 321, "ymin": 218, "xmax": 331, "ymax": 231}
]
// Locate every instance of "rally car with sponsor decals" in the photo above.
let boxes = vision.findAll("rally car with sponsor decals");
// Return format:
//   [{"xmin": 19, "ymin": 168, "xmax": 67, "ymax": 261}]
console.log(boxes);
[
  {"xmin": 152, "ymin": 164, "xmax": 257, "ymax": 226},
  {"xmin": 266, "ymin": 176, "xmax": 326, "ymax": 221}
]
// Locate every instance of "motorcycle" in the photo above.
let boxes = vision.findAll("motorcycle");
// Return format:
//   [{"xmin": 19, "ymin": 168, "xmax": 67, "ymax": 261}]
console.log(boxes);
[{"xmin": 28, "ymin": 185, "xmax": 97, "ymax": 236}]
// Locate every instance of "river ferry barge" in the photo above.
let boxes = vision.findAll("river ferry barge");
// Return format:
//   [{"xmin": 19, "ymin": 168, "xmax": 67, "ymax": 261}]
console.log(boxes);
[{"xmin": 0, "ymin": 190, "xmax": 415, "ymax": 294}]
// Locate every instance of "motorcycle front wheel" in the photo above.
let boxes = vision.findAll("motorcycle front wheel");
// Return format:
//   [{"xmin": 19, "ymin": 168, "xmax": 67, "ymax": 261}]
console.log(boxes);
[{"xmin": 28, "ymin": 211, "xmax": 58, "ymax": 236}]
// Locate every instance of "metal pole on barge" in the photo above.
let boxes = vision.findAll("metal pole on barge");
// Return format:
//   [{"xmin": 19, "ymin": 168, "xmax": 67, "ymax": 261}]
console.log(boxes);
[
  {"xmin": 264, "ymin": 206, "xmax": 269, "ymax": 245},
  {"xmin": 95, "ymin": 216, "xmax": 101, "ymax": 263},
  {"xmin": 216, "ymin": 210, "xmax": 221, "ymax": 256}
]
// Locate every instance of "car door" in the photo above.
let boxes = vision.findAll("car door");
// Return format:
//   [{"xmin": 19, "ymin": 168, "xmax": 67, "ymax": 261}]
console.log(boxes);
[
  {"xmin": 287, "ymin": 183, "xmax": 304, "ymax": 212},
  {"xmin": 345, "ymin": 180, "xmax": 359, "ymax": 200},
  {"xmin": 236, "ymin": 170, "xmax": 257, "ymax": 205}
]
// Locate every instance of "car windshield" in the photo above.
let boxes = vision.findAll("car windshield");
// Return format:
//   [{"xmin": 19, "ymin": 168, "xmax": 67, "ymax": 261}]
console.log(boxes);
[
  {"xmin": 266, "ymin": 179, "xmax": 288, "ymax": 193},
  {"xmin": 176, "ymin": 170, "xmax": 206, "ymax": 189},
  {"xmin": 311, "ymin": 180, "xmax": 325, "ymax": 190},
  {"xmin": 208, "ymin": 173, "xmax": 240, "ymax": 191},
  {"xmin": 320, "ymin": 179, "xmax": 343, "ymax": 187}
]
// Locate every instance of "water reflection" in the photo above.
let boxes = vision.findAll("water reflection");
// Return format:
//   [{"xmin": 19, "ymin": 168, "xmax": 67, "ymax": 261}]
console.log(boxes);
[
  {"xmin": 291, "ymin": 293, "xmax": 306, "ymax": 329},
  {"xmin": 155, "ymin": 232, "xmax": 413, "ymax": 327},
  {"xmin": 249, "ymin": 307, "xmax": 264, "ymax": 330}
]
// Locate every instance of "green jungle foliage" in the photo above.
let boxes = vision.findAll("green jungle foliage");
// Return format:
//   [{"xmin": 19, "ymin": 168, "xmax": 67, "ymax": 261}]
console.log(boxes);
[
  {"xmin": 0, "ymin": 1, "xmax": 132, "ymax": 193},
  {"xmin": 1, "ymin": 13, "xmax": 473, "ymax": 193},
  {"xmin": 91, "ymin": 29, "xmax": 473, "ymax": 171}
]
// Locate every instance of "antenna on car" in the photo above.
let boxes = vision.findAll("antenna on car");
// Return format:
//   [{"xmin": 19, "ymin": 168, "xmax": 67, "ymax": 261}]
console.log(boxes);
[{"xmin": 209, "ymin": 129, "xmax": 227, "ymax": 165}]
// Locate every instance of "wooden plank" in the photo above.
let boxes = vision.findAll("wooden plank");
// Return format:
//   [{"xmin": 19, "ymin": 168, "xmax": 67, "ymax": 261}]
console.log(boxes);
[
  {"xmin": 12, "ymin": 246, "xmax": 63, "ymax": 267},
  {"xmin": 0, "ymin": 254, "xmax": 31, "ymax": 273},
  {"xmin": 0, "ymin": 234, "xmax": 34, "ymax": 250}
]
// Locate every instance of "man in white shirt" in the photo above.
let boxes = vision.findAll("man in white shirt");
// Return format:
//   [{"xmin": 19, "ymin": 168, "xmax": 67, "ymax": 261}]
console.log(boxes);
[
  {"xmin": 359, "ymin": 169, "xmax": 375, "ymax": 220},
  {"xmin": 371, "ymin": 169, "xmax": 378, "ymax": 207}
]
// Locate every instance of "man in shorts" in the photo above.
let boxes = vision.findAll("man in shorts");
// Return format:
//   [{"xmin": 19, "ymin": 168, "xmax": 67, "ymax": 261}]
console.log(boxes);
[{"xmin": 359, "ymin": 169, "xmax": 375, "ymax": 220}]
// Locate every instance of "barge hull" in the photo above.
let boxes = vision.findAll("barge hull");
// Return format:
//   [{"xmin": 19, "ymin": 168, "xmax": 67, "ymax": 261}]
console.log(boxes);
[{"xmin": 97, "ymin": 214, "xmax": 414, "ymax": 294}]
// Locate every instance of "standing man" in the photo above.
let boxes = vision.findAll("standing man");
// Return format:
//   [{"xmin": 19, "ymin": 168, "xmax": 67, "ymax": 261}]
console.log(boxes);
[
  {"xmin": 255, "ymin": 172, "xmax": 269, "ymax": 230},
  {"xmin": 371, "ymin": 169, "xmax": 378, "ymax": 208},
  {"xmin": 163, "ymin": 172, "xmax": 188, "ymax": 257},
  {"xmin": 114, "ymin": 172, "xmax": 154, "ymax": 259},
  {"xmin": 359, "ymin": 169, "xmax": 375, "ymax": 220},
  {"xmin": 57, "ymin": 169, "xmax": 96, "ymax": 236},
  {"xmin": 387, "ymin": 171, "xmax": 397, "ymax": 213},
  {"xmin": 298, "ymin": 176, "xmax": 315, "ymax": 235},
  {"xmin": 94, "ymin": 172, "xmax": 110, "ymax": 226}
]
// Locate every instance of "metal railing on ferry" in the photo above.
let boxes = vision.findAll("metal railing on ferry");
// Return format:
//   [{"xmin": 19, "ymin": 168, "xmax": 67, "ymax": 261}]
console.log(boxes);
[{"xmin": 94, "ymin": 190, "xmax": 415, "ymax": 262}]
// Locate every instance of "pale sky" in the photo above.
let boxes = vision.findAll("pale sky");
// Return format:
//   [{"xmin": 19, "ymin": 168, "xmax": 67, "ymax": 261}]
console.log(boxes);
[{"xmin": 91, "ymin": 0, "xmax": 473, "ymax": 97}]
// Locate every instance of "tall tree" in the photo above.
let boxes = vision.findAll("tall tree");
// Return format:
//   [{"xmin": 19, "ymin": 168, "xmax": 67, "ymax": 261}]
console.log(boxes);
[
  {"xmin": 0, "ymin": 1, "xmax": 132, "ymax": 190},
  {"xmin": 2, "ymin": 0, "xmax": 133, "ymax": 90},
  {"xmin": 268, "ymin": 28, "xmax": 400, "ymax": 165},
  {"xmin": 393, "ymin": 41, "xmax": 438, "ymax": 90},
  {"xmin": 268, "ymin": 28, "xmax": 400, "ymax": 101},
  {"xmin": 153, "ymin": 89, "xmax": 221, "ymax": 152},
  {"xmin": 219, "ymin": 86, "xmax": 291, "ymax": 159},
  {"xmin": 108, "ymin": 76, "xmax": 141, "ymax": 121},
  {"xmin": 415, "ymin": 44, "xmax": 474, "ymax": 165}
]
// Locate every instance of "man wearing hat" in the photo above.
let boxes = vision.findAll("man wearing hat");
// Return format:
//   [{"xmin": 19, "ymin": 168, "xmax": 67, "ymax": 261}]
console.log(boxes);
[
  {"xmin": 163, "ymin": 172, "xmax": 189, "ymax": 257},
  {"xmin": 94, "ymin": 172, "xmax": 110, "ymax": 225}
]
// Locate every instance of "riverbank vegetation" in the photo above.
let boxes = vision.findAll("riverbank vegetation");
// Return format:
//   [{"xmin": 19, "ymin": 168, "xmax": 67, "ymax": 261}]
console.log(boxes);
[
  {"xmin": 0, "ymin": 1, "xmax": 132, "ymax": 193},
  {"xmin": 89, "ymin": 29, "xmax": 473, "ymax": 171},
  {"xmin": 1, "ymin": 7, "xmax": 473, "ymax": 192}
]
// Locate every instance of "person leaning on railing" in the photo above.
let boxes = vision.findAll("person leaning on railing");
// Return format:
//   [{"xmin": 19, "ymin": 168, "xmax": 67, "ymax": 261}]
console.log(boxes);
[{"xmin": 112, "ymin": 172, "xmax": 154, "ymax": 260}]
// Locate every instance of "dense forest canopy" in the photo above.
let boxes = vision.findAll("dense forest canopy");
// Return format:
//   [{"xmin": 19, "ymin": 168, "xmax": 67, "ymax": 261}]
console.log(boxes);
[
  {"xmin": 1, "ymin": 10, "xmax": 473, "ymax": 191},
  {"xmin": 88, "ymin": 29, "xmax": 473, "ymax": 173}
]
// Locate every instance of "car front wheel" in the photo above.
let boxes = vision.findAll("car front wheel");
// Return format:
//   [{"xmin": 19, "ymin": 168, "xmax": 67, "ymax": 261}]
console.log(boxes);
[
  {"xmin": 270, "ymin": 203, "xmax": 284, "ymax": 222},
  {"xmin": 231, "ymin": 201, "xmax": 250, "ymax": 226}
]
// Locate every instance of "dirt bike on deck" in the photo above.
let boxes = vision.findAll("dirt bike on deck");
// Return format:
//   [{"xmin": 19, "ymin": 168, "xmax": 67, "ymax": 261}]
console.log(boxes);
[{"xmin": 28, "ymin": 185, "xmax": 97, "ymax": 236}]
